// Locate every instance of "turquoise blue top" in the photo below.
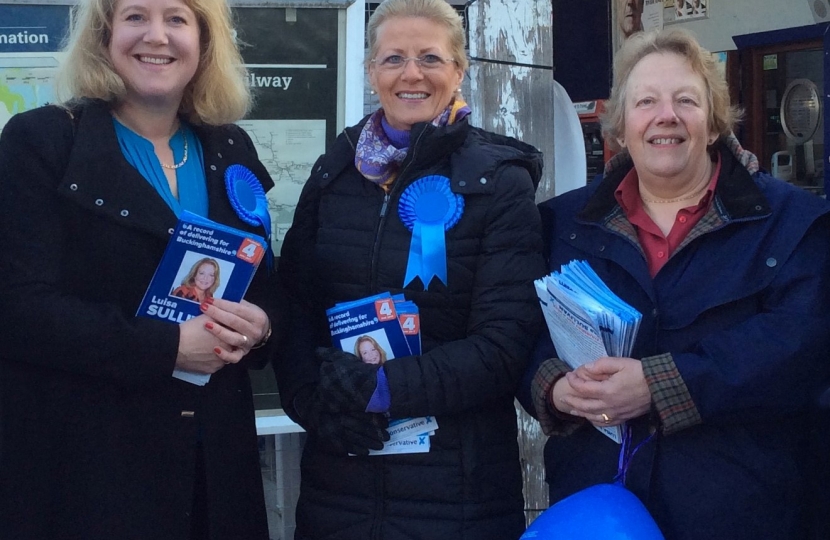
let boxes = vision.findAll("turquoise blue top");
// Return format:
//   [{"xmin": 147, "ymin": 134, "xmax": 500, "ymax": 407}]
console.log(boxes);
[{"xmin": 113, "ymin": 117, "xmax": 208, "ymax": 217}]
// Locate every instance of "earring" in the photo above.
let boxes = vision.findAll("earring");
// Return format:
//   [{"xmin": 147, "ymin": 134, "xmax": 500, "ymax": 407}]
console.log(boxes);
[
  {"xmin": 370, "ymin": 89, "xmax": 376, "ymax": 95},
  {"xmin": 455, "ymin": 88, "xmax": 461, "ymax": 93}
]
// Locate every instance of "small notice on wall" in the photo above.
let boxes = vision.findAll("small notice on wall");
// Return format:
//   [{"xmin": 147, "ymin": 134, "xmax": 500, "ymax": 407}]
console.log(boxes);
[{"xmin": 642, "ymin": 0, "xmax": 665, "ymax": 32}]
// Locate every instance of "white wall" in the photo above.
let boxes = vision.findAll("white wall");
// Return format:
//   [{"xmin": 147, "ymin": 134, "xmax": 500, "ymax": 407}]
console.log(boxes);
[{"xmin": 669, "ymin": 0, "xmax": 816, "ymax": 52}]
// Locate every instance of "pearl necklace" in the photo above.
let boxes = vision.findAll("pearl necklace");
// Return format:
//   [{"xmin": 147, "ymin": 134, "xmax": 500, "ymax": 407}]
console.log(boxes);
[
  {"xmin": 640, "ymin": 182, "xmax": 708, "ymax": 204},
  {"xmin": 160, "ymin": 129, "xmax": 188, "ymax": 170}
]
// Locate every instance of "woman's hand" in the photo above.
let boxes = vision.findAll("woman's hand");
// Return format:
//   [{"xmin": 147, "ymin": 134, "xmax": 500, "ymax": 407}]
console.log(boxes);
[
  {"xmin": 176, "ymin": 314, "xmax": 232, "ymax": 374},
  {"xmin": 550, "ymin": 375, "xmax": 580, "ymax": 415},
  {"xmin": 555, "ymin": 357, "xmax": 652, "ymax": 426},
  {"xmin": 199, "ymin": 298, "xmax": 271, "ymax": 364}
]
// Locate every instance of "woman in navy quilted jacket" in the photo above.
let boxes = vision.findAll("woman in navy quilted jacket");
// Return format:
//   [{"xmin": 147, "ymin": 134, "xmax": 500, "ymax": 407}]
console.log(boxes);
[{"xmin": 275, "ymin": 0, "xmax": 545, "ymax": 538}]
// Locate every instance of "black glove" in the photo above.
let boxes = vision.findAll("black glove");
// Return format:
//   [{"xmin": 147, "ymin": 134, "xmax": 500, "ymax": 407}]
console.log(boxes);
[
  {"xmin": 317, "ymin": 347, "xmax": 379, "ymax": 413},
  {"xmin": 294, "ymin": 386, "xmax": 389, "ymax": 456}
]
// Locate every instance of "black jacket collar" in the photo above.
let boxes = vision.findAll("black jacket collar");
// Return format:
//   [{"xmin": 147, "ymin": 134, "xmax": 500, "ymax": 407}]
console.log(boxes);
[{"xmin": 58, "ymin": 99, "xmax": 263, "ymax": 241}]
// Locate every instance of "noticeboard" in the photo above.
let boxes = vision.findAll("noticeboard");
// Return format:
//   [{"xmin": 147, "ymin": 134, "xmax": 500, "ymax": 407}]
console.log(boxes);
[
  {"xmin": 0, "ymin": 4, "xmax": 70, "ymax": 130},
  {"xmin": 232, "ymin": 7, "xmax": 340, "ymax": 257}
]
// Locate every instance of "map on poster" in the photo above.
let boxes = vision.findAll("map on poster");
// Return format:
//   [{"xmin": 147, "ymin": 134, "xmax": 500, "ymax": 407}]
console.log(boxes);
[
  {"xmin": 236, "ymin": 119, "xmax": 326, "ymax": 256},
  {"xmin": 0, "ymin": 56, "xmax": 61, "ymax": 133}
]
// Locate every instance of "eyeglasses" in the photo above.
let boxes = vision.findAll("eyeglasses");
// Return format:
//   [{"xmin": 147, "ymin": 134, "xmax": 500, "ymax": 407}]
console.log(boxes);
[{"xmin": 370, "ymin": 54, "xmax": 457, "ymax": 72}]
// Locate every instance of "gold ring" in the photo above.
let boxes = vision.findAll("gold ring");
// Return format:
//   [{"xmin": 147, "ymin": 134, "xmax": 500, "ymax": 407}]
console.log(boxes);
[{"xmin": 601, "ymin": 413, "xmax": 611, "ymax": 424}]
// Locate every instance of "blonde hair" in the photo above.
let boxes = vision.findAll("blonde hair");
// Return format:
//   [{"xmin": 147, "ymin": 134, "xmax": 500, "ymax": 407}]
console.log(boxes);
[
  {"xmin": 181, "ymin": 258, "xmax": 221, "ymax": 296},
  {"xmin": 55, "ymin": 0, "xmax": 250, "ymax": 125},
  {"xmin": 367, "ymin": 0, "xmax": 468, "ymax": 72},
  {"xmin": 601, "ymin": 28, "xmax": 741, "ymax": 152},
  {"xmin": 354, "ymin": 335, "xmax": 388, "ymax": 365}
]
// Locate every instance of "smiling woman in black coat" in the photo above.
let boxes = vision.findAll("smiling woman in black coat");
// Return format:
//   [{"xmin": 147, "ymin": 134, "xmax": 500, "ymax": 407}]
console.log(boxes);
[
  {"xmin": 274, "ymin": 0, "xmax": 545, "ymax": 538},
  {"xmin": 0, "ymin": 0, "xmax": 281, "ymax": 537}
]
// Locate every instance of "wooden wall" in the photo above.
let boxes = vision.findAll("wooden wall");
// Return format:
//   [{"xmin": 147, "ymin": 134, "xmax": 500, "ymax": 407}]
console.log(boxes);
[
  {"xmin": 467, "ymin": 0, "xmax": 556, "ymax": 203},
  {"xmin": 467, "ymin": 0, "xmax": 554, "ymax": 524},
  {"xmin": 516, "ymin": 402, "xmax": 549, "ymax": 525}
]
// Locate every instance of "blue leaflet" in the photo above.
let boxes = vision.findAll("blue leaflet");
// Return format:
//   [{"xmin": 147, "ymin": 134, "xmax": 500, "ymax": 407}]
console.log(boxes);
[
  {"xmin": 392, "ymin": 294, "xmax": 421, "ymax": 356},
  {"xmin": 136, "ymin": 210, "xmax": 266, "ymax": 324},
  {"xmin": 552, "ymin": 260, "xmax": 641, "ymax": 357},
  {"xmin": 136, "ymin": 211, "xmax": 267, "ymax": 386},
  {"xmin": 327, "ymin": 294, "xmax": 437, "ymax": 452},
  {"xmin": 327, "ymin": 293, "xmax": 413, "ymax": 361}
]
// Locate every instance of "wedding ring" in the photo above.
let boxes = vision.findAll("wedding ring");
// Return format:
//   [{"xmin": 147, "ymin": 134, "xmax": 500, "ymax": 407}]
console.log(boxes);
[
  {"xmin": 601, "ymin": 413, "xmax": 611, "ymax": 424},
  {"xmin": 241, "ymin": 334, "xmax": 249, "ymax": 346}
]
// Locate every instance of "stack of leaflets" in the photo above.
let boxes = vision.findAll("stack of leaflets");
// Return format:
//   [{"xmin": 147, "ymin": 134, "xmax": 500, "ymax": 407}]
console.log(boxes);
[
  {"xmin": 535, "ymin": 260, "xmax": 642, "ymax": 443},
  {"xmin": 326, "ymin": 292, "xmax": 438, "ymax": 455},
  {"xmin": 136, "ymin": 211, "xmax": 267, "ymax": 386}
]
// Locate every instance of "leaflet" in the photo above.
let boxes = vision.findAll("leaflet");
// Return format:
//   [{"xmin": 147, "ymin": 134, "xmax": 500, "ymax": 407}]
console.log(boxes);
[
  {"xmin": 368, "ymin": 432, "xmax": 431, "ymax": 455},
  {"xmin": 327, "ymin": 293, "xmax": 438, "ymax": 453},
  {"xmin": 328, "ymin": 293, "xmax": 413, "ymax": 359},
  {"xmin": 393, "ymin": 295, "xmax": 422, "ymax": 358},
  {"xmin": 535, "ymin": 260, "xmax": 642, "ymax": 444},
  {"xmin": 137, "ymin": 211, "xmax": 266, "ymax": 386}
]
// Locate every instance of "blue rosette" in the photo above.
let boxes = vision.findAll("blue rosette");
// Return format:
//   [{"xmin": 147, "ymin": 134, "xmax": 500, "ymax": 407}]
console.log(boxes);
[
  {"xmin": 398, "ymin": 175, "xmax": 464, "ymax": 287},
  {"xmin": 225, "ymin": 164, "xmax": 273, "ymax": 271}
]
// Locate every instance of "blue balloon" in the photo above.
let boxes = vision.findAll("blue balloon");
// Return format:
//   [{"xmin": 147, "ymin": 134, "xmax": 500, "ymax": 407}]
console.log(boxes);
[{"xmin": 520, "ymin": 483, "xmax": 665, "ymax": 540}]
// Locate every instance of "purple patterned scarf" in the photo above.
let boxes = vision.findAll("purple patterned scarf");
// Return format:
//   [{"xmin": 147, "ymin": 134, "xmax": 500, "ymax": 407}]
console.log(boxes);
[{"xmin": 355, "ymin": 99, "xmax": 471, "ymax": 190}]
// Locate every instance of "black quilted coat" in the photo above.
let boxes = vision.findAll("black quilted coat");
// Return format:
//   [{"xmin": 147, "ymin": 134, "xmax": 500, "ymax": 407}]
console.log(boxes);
[{"xmin": 275, "ymin": 116, "xmax": 546, "ymax": 540}]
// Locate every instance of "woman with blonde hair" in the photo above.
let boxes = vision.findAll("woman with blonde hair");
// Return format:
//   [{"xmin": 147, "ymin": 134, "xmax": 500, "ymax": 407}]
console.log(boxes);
[
  {"xmin": 0, "ymin": 0, "xmax": 279, "ymax": 537},
  {"xmin": 172, "ymin": 257, "xmax": 222, "ymax": 303},
  {"xmin": 276, "ymin": 0, "xmax": 544, "ymax": 537},
  {"xmin": 353, "ymin": 335, "xmax": 388, "ymax": 365}
]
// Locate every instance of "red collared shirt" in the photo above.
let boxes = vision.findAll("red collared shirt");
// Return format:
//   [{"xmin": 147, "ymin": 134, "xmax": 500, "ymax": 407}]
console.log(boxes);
[{"xmin": 614, "ymin": 156, "xmax": 721, "ymax": 276}]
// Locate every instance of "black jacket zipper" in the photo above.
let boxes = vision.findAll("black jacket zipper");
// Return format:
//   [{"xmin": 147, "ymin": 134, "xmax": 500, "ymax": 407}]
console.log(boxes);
[{"xmin": 366, "ymin": 127, "xmax": 429, "ymax": 294}]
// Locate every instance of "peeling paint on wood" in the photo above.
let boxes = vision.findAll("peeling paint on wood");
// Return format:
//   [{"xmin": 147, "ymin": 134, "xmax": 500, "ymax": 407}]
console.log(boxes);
[
  {"xmin": 468, "ymin": 0, "xmax": 554, "ymax": 523},
  {"xmin": 516, "ymin": 401, "xmax": 549, "ymax": 526},
  {"xmin": 468, "ymin": 0, "xmax": 555, "ymax": 202}
]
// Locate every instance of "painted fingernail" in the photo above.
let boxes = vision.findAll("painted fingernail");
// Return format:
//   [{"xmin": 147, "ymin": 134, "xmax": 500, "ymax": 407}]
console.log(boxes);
[
  {"xmin": 205, "ymin": 297, "xmax": 214, "ymax": 305},
  {"xmin": 205, "ymin": 322, "xmax": 214, "ymax": 330},
  {"xmin": 214, "ymin": 347, "xmax": 222, "ymax": 355},
  {"xmin": 200, "ymin": 302, "xmax": 209, "ymax": 312}
]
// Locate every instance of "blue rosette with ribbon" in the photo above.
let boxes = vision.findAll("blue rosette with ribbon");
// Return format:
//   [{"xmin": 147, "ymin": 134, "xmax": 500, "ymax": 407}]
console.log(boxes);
[
  {"xmin": 224, "ymin": 164, "xmax": 274, "ymax": 271},
  {"xmin": 398, "ymin": 175, "xmax": 464, "ymax": 288}
]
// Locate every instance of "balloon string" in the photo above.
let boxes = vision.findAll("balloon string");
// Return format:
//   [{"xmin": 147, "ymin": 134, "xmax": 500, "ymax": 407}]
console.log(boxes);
[{"xmin": 614, "ymin": 424, "xmax": 655, "ymax": 486}]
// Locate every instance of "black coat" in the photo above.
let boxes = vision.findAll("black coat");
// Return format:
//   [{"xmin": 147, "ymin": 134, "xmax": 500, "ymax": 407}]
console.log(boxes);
[
  {"xmin": 0, "ymin": 100, "xmax": 279, "ymax": 540},
  {"xmin": 276, "ymin": 117, "xmax": 546, "ymax": 540}
]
